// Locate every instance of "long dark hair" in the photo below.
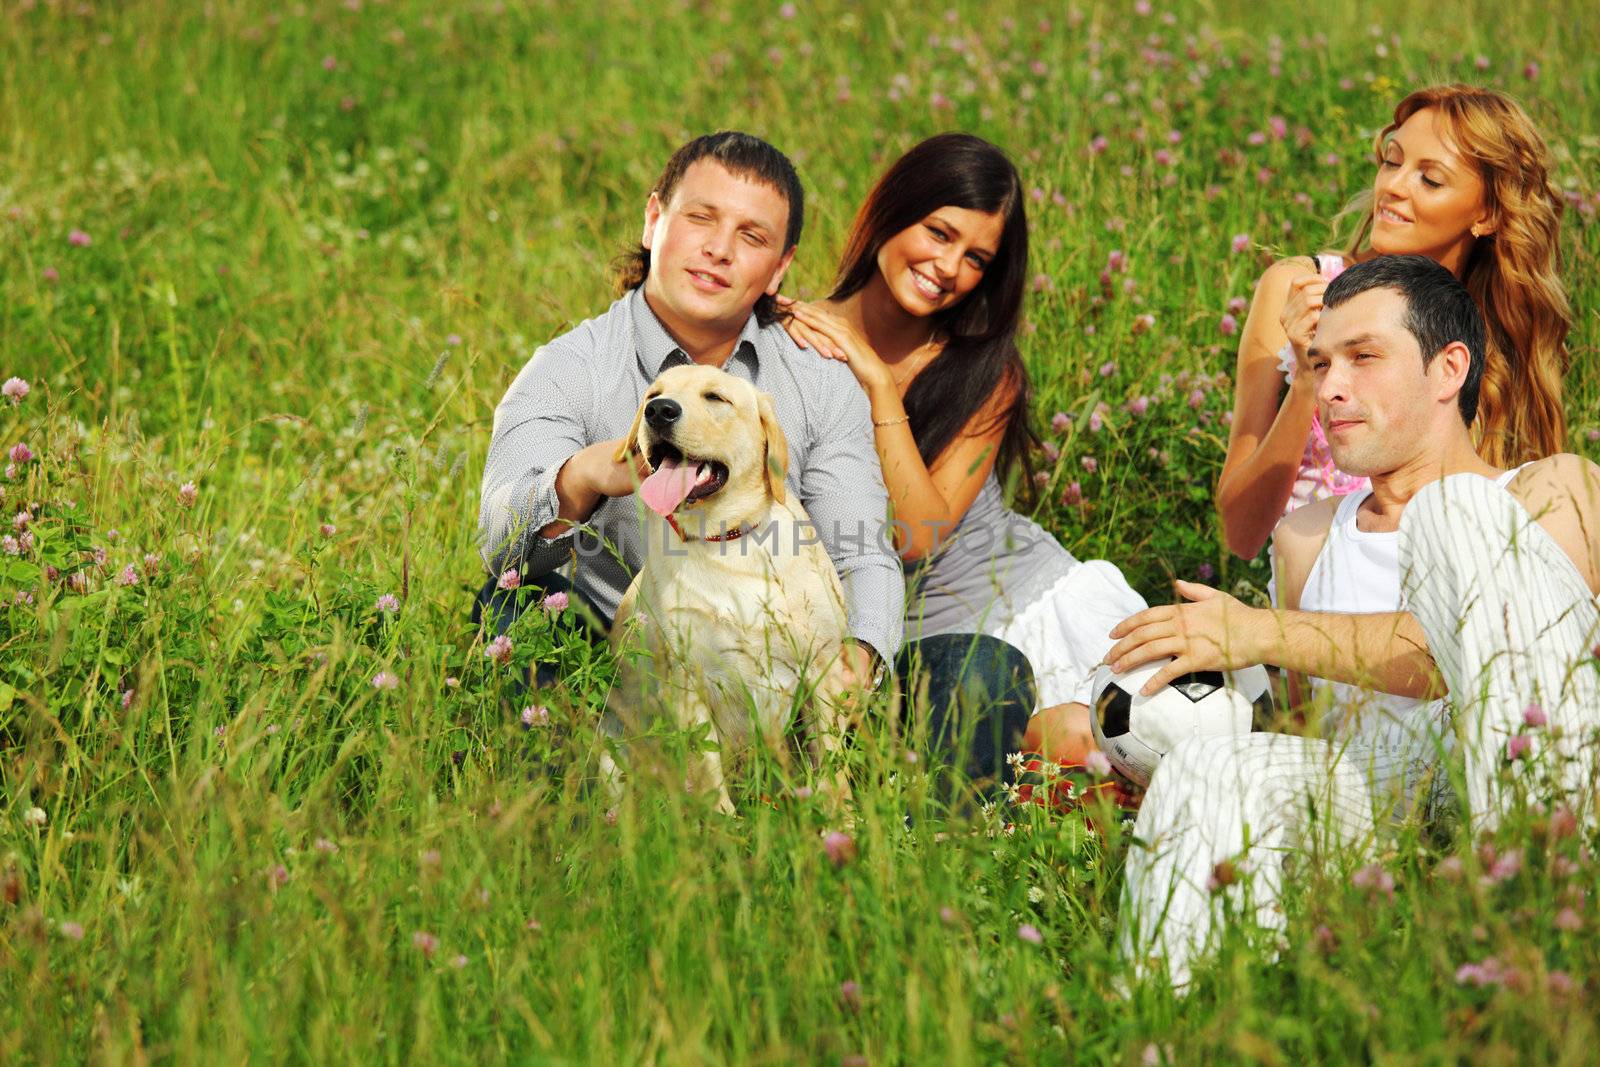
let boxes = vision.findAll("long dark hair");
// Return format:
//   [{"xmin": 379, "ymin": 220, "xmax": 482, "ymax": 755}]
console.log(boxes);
[{"xmin": 830, "ymin": 133, "xmax": 1036, "ymax": 490}]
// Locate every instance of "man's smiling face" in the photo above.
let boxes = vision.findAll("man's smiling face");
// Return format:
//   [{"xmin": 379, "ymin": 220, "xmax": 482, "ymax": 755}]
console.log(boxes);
[{"xmin": 641, "ymin": 159, "xmax": 795, "ymax": 336}]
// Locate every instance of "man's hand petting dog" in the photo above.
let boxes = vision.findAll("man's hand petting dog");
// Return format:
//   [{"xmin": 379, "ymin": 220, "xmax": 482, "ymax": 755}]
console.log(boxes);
[
  {"xmin": 543, "ymin": 437, "xmax": 654, "ymax": 537},
  {"xmin": 1103, "ymin": 580, "xmax": 1265, "ymax": 695}
]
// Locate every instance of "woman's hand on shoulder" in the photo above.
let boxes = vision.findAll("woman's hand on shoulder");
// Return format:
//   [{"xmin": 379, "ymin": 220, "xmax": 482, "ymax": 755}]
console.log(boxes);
[
  {"xmin": 774, "ymin": 296, "xmax": 894, "ymax": 394},
  {"xmin": 773, "ymin": 295, "xmax": 835, "ymax": 358}
]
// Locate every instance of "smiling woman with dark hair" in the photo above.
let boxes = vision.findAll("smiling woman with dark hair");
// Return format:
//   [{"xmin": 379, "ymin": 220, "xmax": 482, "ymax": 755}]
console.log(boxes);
[{"xmin": 780, "ymin": 133, "xmax": 1147, "ymax": 786}]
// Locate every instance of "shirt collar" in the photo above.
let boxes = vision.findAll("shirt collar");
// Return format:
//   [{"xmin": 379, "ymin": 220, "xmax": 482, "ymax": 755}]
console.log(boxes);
[{"xmin": 629, "ymin": 285, "xmax": 764, "ymax": 378}]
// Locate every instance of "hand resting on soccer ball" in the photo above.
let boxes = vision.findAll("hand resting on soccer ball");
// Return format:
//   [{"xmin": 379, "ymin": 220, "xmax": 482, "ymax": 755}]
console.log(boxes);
[{"xmin": 1103, "ymin": 580, "xmax": 1261, "ymax": 695}]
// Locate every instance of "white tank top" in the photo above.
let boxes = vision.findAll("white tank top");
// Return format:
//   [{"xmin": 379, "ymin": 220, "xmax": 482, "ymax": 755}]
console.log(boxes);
[{"xmin": 1299, "ymin": 466, "xmax": 1527, "ymax": 738}]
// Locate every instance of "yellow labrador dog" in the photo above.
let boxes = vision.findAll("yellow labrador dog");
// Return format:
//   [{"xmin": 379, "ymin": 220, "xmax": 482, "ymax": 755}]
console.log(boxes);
[{"xmin": 602, "ymin": 364, "xmax": 854, "ymax": 814}]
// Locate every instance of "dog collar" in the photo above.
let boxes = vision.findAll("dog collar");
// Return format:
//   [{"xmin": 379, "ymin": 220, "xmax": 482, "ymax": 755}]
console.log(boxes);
[{"xmin": 665, "ymin": 515, "xmax": 750, "ymax": 543}]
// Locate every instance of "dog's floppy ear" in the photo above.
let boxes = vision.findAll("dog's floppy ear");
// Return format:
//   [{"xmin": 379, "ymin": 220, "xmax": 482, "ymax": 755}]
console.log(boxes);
[
  {"xmin": 614, "ymin": 393, "xmax": 649, "ymax": 465},
  {"xmin": 757, "ymin": 392, "xmax": 788, "ymax": 505}
]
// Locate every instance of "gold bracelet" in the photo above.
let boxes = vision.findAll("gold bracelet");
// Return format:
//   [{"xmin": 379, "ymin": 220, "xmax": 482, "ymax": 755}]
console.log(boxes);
[{"xmin": 872, "ymin": 414, "xmax": 911, "ymax": 427}]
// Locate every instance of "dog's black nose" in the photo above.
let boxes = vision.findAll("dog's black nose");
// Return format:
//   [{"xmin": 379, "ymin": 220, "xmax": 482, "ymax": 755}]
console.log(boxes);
[{"xmin": 644, "ymin": 397, "xmax": 681, "ymax": 428}]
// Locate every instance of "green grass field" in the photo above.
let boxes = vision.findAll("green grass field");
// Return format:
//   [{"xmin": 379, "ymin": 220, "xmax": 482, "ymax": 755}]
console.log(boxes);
[{"xmin": 3, "ymin": 0, "xmax": 1599, "ymax": 1062}]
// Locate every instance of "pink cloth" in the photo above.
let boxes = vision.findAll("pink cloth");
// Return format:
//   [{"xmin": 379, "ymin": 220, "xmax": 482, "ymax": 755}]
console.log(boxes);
[{"xmin": 1277, "ymin": 255, "xmax": 1368, "ymax": 516}]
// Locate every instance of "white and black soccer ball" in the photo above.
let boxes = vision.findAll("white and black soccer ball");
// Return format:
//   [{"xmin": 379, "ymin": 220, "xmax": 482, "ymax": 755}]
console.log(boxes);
[{"xmin": 1089, "ymin": 660, "xmax": 1274, "ymax": 787}]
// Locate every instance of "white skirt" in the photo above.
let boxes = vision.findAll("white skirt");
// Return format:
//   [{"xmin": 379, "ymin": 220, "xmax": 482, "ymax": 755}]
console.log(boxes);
[{"xmin": 989, "ymin": 560, "xmax": 1150, "ymax": 708}]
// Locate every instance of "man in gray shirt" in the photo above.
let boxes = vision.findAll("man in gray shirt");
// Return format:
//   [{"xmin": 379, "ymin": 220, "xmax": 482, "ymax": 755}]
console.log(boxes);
[{"xmin": 476, "ymin": 131, "xmax": 902, "ymax": 687}]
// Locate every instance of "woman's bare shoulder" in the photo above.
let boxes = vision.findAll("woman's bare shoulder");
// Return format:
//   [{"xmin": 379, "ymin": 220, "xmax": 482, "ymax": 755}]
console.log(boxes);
[
  {"xmin": 1258, "ymin": 254, "xmax": 1318, "ymax": 286},
  {"xmin": 1273, "ymin": 496, "xmax": 1339, "ymax": 557}
]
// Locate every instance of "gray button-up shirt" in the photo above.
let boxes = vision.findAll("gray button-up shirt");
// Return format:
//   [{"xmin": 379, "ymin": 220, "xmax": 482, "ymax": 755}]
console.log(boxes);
[{"xmin": 478, "ymin": 286, "xmax": 904, "ymax": 658}]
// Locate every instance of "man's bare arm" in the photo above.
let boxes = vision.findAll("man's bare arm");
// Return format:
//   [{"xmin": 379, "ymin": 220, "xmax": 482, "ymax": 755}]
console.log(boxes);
[
  {"xmin": 1104, "ymin": 582, "xmax": 1445, "ymax": 699},
  {"xmin": 1248, "ymin": 607, "xmax": 1445, "ymax": 699}
]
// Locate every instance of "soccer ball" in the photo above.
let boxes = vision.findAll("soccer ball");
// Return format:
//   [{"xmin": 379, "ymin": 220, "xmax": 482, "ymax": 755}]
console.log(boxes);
[{"xmin": 1089, "ymin": 660, "xmax": 1274, "ymax": 787}]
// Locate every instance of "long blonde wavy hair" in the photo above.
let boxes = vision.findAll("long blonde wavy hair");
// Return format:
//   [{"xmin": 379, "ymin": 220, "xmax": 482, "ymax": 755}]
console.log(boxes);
[{"xmin": 1338, "ymin": 84, "xmax": 1571, "ymax": 465}]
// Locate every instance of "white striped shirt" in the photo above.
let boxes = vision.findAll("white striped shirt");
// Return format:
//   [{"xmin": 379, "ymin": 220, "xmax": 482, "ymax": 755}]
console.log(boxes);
[{"xmin": 477, "ymin": 285, "xmax": 904, "ymax": 658}]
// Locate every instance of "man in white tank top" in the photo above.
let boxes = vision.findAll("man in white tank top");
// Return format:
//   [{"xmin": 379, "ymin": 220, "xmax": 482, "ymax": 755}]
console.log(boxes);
[
  {"xmin": 1104, "ymin": 255, "xmax": 1600, "ymax": 990},
  {"xmin": 1271, "ymin": 452, "xmax": 1524, "ymax": 742}
]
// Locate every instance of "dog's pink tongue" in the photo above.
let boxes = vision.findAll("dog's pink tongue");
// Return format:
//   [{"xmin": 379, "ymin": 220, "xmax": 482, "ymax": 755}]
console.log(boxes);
[{"xmin": 639, "ymin": 457, "xmax": 699, "ymax": 518}]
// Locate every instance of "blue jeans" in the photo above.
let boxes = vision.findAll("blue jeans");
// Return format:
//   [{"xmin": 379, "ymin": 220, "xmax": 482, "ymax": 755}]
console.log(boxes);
[{"xmin": 895, "ymin": 633, "xmax": 1036, "ymax": 791}]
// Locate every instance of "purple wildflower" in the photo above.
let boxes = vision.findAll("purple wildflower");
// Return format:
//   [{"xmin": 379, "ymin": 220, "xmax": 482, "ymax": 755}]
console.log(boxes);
[
  {"xmin": 823, "ymin": 830, "xmax": 857, "ymax": 868},
  {"xmin": 1455, "ymin": 956, "xmax": 1506, "ymax": 987},
  {"xmin": 485, "ymin": 634, "xmax": 513, "ymax": 665},
  {"xmin": 1484, "ymin": 849, "xmax": 1523, "ymax": 885},
  {"xmin": 838, "ymin": 980, "xmax": 862, "ymax": 1012},
  {"xmin": 1352, "ymin": 863, "xmax": 1396, "ymax": 900}
]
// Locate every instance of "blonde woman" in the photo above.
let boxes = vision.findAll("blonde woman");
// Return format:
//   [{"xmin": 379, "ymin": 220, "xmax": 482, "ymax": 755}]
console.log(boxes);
[{"xmin": 1218, "ymin": 84, "xmax": 1572, "ymax": 559}]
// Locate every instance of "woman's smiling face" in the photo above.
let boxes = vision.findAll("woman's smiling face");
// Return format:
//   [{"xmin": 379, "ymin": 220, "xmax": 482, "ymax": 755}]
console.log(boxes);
[
  {"xmin": 1369, "ymin": 107, "xmax": 1492, "ymax": 265},
  {"xmin": 875, "ymin": 206, "xmax": 1005, "ymax": 317}
]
